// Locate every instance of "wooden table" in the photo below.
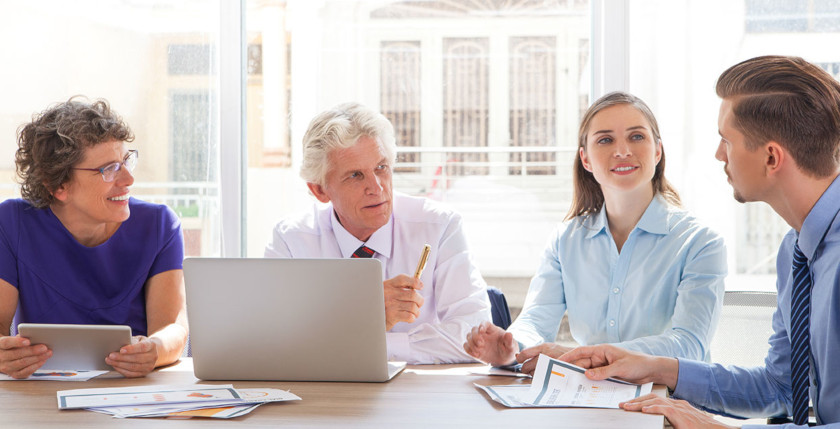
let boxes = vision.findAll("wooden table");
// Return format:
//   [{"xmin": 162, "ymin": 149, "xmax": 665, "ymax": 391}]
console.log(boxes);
[{"xmin": 0, "ymin": 358, "xmax": 665, "ymax": 428}]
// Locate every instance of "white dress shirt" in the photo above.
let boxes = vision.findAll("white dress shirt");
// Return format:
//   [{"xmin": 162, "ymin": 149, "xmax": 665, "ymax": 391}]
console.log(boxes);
[{"xmin": 265, "ymin": 192, "xmax": 491, "ymax": 364}]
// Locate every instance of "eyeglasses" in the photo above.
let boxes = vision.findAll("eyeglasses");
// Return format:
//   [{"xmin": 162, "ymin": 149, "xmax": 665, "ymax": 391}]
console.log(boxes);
[{"xmin": 73, "ymin": 150, "xmax": 139, "ymax": 182}]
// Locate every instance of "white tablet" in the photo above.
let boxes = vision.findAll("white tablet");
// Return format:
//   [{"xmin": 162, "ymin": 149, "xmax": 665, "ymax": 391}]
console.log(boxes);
[{"xmin": 17, "ymin": 323, "xmax": 132, "ymax": 371}]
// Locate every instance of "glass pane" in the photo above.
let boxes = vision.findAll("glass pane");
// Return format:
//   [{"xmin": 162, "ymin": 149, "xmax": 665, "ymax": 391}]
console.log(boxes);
[
  {"xmin": 381, "ymin": 41, "xmax": 422, "ymax": 174},
  {"xmin": 443, "ymin": 37, "xmax": 490, "ymax": 177},
  {"xmin": 746, "ymin": 0, "xmax": 840, "ymax": 32},
  {"xmin": 745, "ymin": 0, "xmax": 808, "ymax": 32},
  {"xmin": 0, "ymin": 0, "xmax": 222, "ymax": 257},
  {"xmin": 244, "ymin": 0, "xmax": 591, "ymax": 284},
  {"xmin": 509, "ymin": 36, "xmax": 558, "ymax": 176},
  {"xmin": 244, "ymin": 0, "xmax": 294, "ymax": 259}
]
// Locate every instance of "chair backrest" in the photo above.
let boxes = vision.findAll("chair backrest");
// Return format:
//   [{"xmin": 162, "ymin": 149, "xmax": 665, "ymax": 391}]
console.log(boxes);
[
  {"xmin": 711, "ymin": 290, "xmax": 812, "ymax": 425},
  {"xmin": 487, "ymin": 286, "xmax": 512, "ymax": 330},
  {"xmin": 709, "ymin": 291, "xmax": 776, "ymax": 367}
]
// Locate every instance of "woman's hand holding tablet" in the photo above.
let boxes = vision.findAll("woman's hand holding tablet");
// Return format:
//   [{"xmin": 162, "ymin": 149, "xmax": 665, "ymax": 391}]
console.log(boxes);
[{"xmin": 16, "ymin": 323, "xmax": 131, "ymax": 373}]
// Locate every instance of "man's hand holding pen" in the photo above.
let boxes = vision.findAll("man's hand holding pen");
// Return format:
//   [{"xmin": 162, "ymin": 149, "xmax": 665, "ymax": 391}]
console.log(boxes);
[
  {"xmin": 384, "ymin": 275, "xmax": 424, "ymax": 331},
  {"xmin": 383, "ymin": 244, "xmax": 431, "ymax": 331}
]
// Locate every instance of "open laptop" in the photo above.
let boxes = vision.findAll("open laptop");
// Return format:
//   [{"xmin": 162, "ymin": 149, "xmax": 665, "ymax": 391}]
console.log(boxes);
[{"xmin": 183, "ymin": 258, "xmax": 405, "ymax": 382}]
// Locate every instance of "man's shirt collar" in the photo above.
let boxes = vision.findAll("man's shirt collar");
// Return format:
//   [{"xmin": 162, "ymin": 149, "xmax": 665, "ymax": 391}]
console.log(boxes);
[
  {"xmin": 330, "ymin": 206, "xmax": 394, "ymax": 259},
  {"xmin": 798, "ymin": 173, "xmax": 840, "ymax": 259}
]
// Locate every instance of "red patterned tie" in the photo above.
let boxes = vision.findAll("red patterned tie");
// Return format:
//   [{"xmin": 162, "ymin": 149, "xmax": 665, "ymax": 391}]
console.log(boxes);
[{"xmin": 351, "ymin": 245, "xmax": 375, "ymax": 258}]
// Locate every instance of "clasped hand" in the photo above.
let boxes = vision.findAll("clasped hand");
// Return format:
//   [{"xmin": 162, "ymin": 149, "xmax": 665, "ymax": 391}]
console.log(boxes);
[
  {"xmin": 463, "ymin": 321, "xmax": 573, "ymax": 372},
  {"xmin": 463, "ymin": 321, "xmax": 519, "ymax": 366}
]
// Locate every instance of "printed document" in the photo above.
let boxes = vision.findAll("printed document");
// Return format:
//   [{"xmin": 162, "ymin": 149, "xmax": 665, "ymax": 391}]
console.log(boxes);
[
  {"xmin": 57, "ymin": 384, "xmax": 300, "ymax": 418},
  {"xmin": 477, "ymin": 354, "xmax": 652, "ymax": 408}
]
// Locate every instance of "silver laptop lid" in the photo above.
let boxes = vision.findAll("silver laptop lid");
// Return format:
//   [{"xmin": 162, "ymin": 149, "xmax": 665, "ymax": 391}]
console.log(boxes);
[{"xmin": 184, "ymin": 258, "xmax": 400, "ymax": 382}]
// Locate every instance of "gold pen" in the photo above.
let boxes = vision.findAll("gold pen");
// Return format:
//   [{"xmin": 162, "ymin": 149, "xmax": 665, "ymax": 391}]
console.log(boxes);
[{"xmin": 414, "ymin": 244, "xmax": 431, "ymax": 279}]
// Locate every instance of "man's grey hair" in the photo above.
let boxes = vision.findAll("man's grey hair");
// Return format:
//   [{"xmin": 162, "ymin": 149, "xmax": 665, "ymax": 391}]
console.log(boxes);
[{"xmin": 300, "ymin": 102, "xmax": 397, "ymax": 186}]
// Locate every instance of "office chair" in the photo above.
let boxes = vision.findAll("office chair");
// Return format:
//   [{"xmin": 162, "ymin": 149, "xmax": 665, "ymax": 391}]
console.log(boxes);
[
  {"xmin": 709, "ymin": 291, "xmax": 814, "ymax": 425},
  {"xmin": 182, "ymin": 336, "xmax": 192, "ymax": 357},
  {"xmin": 487, "ymin": 286, "xmax": 512, "ymax": 330},
  {"xmin": 710, "ymin": 291, "xmax": 776, "ymax": 367}
]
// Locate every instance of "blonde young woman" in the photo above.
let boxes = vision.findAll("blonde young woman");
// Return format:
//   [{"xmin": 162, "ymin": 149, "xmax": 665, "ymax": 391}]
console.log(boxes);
[{"xmin": 464, "ymin": 92, "xmax": 726, "ymax": 373}]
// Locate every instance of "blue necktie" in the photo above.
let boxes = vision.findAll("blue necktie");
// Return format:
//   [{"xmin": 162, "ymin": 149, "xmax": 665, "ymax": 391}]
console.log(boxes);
[{"xmin": 790, "ymin": 242, "xmax": 811, "ymax": 426}]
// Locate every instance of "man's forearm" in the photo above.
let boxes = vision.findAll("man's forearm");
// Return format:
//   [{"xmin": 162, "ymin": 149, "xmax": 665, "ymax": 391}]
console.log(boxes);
[{"xmin": 652, "ymin": 356, "xmax": 680, "ymax": 390}]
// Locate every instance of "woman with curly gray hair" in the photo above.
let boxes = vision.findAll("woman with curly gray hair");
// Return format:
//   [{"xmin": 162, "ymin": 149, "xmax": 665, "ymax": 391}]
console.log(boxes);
[{"xmin": 0, "ymin": 97, "xmax": 187, "ymax": 379}]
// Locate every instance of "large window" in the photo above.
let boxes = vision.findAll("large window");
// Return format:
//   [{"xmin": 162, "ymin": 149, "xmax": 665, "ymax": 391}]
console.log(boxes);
[
  {"xmin": 627, "ymin": 0, "xmax": 840, "ymax": 290},
  {"xmin": 0, "ymin": 0, "xmax": 222, "ymax": 257},
  {"xmin": 244, "ymin": 1, "xmax": 590, "ymax": 279},
  {"xmin": 4, "ymin": 0, "xmax": 836, "ymax": 291}
]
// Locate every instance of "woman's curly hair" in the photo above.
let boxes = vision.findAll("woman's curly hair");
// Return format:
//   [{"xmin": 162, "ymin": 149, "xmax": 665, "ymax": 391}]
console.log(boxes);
[{"xmin": 15, "ymin": 97, "xmax": 134, "ymax": 208}]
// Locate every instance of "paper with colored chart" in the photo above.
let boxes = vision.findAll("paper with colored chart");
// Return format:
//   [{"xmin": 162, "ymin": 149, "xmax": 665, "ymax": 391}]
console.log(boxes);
[
  {"xmin": 57, "ymin": 384, "xmax": 300, "ymax": 419},
  {"xmin": 88, "ymin": 403, "xmax": 262, "ymax": 419},
  {"xmin": 83, "ymin": 388, "xmax": 297, "ymax": 418},
  {"xmin": 476, "ymin": 353, "xmax": 652, "ymax": 408},
  {"xmin": 57, "ymin": 384, "xmax": 242, "ymax": 409}
]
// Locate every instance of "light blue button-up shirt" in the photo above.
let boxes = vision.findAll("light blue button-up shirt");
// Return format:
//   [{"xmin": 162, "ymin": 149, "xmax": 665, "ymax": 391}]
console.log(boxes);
[
  {"xmin": 509, "ymin": 195, "xmax": 727, "ymax": 361},
  {"xmin": 674, "ymin": 174, "xmax": 840, "ymax": 428}
]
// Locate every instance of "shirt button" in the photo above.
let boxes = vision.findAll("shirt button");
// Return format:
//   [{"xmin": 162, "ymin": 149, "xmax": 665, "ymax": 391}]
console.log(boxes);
[
  {"xmin": 612, "ymin": 288, "xmax": 620, "ymax": 294},
  {"xmin": 609, "ymin": 320, "xmax": 616, "ymax": 327}
]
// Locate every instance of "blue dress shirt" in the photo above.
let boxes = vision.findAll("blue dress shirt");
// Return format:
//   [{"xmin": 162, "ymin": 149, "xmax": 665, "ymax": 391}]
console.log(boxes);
[
  {"xmin": 673, "ymin": 174, "xmax": 840, "ymax": 428},
  {"xmin": 509, "ymin": 195, "xmax": 727, "ymax": 361}
]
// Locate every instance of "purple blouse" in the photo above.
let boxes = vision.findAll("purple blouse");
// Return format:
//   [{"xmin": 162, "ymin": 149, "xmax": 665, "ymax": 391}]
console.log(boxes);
[{"xmin": 0, "ymin": 198, "xmax": 184, "ymax": 336}]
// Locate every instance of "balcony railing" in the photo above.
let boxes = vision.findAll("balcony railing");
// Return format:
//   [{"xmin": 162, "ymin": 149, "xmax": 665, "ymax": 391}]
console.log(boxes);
[
  {"xmin": 0, "ymin": 147, "xmax": 785, "ymax": 275},
  {"xmin": 0, "ymin": 181, "xmax": 220, "ymax": 257},
  {"xmin": 394, "ymin": 146, "xmax": 577, "ymax": 215},
  {"xmin": 393, "ymin": 146, "xmax": 784, "ymax": 276}
]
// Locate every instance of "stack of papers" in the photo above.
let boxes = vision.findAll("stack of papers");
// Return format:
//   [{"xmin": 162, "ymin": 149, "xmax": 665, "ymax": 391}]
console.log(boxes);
[
  {"xmin": 57, "ymin": 384, "xmax": 301, "ymax": 419},
  {"xmin": 0, "ymin": 369, "xmax": 109, "ymax": 381},
  {"xmin": 476, "ymin": 354, "xmax": 652, "ymax": 408}
]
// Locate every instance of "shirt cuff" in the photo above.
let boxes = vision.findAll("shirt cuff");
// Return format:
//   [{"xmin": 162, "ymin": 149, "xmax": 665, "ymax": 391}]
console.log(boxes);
[
  {"xmin": 386, "ymin": 332, "xmax": 410, "ymax": 361},
  {"xmin": 672, "ymin": 358, "xmax": 710, "ymax": 399}
]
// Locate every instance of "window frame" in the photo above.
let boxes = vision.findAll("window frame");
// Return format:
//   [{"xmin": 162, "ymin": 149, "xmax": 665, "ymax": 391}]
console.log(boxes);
[
  {"xmin": 226, "ymin": 0, "xmax": 630, "ymax": 255},
  {"xmin": 220, "ymin": 0, "xmax": 246, "ymax": 257}
]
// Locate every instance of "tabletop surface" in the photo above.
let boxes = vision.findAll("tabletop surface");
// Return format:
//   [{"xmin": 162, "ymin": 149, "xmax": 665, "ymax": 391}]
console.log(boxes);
[{"xmin": 0, "ymin": 358, "xmax": 666, "ymax": 428}]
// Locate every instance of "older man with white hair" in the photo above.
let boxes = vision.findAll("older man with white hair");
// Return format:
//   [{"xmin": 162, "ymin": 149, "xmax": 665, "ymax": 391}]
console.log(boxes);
[{"xmin": 265, "ymin": 102, "xmax": 491, "ymax": 364}]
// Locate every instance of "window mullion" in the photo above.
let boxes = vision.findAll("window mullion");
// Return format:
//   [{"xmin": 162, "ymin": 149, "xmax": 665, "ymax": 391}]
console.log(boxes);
[
  {"xmin": 591, "ymin": 0, "xmax": 629, "ymax": 97},
  {"xmin": 220, "ymin": 0, "xmax": 245, "ymax": 257}
]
